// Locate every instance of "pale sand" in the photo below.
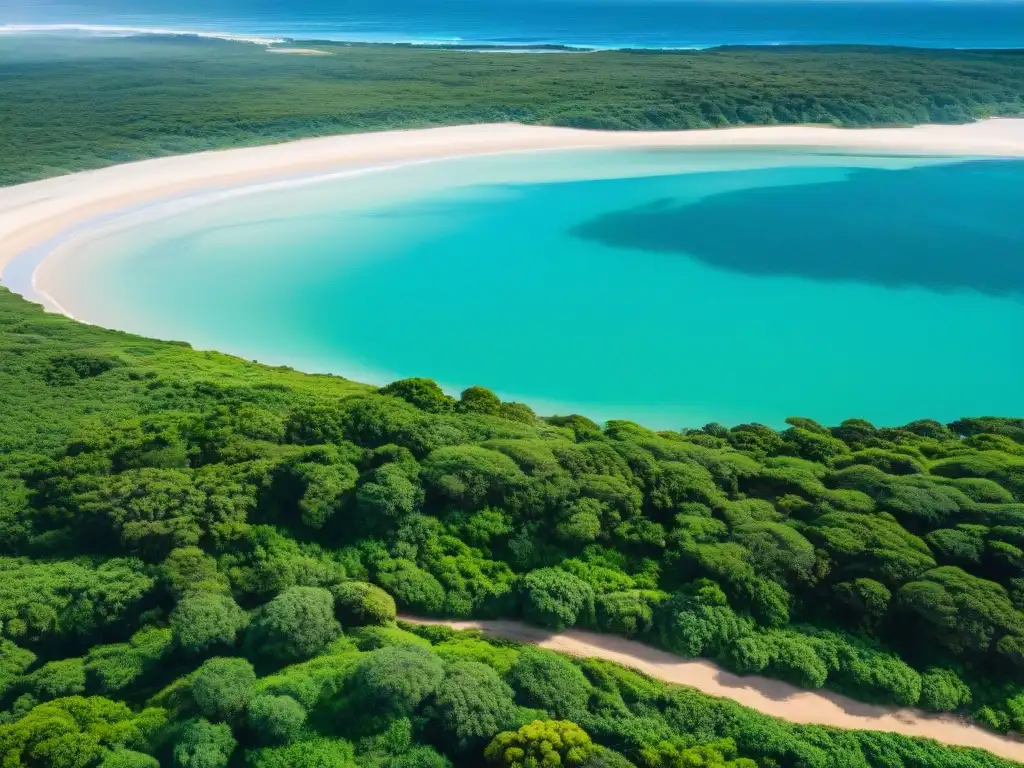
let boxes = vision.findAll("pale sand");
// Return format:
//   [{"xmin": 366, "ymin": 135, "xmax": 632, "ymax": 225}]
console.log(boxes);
[
  {"xmin": 267, "ymin": 47, "xmax": 332, "ymax": 55},
  {"xmin": 402, "ymin": 616, "xmax": 1024, "ymax": 762},
  {"xmin": 2, "ymin": 119, "xmax": 1024, "ymax": 313}
]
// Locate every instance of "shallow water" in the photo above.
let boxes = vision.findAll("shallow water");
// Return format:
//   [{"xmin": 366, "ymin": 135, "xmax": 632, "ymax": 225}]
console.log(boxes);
[{"xmin": 42, "ymin": 149, "xmax": 1024, "ymax": 428}]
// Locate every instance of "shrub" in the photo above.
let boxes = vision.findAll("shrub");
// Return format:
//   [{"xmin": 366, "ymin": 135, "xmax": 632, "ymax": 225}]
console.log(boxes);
[
  {"xmin": 192, "ymin": 657, "xmax": 257, "ymax": 721},
  {"xmin": 508, "ymin": 649, "xmax": 592, "ymax": 719},
  {"xmin": 376, "ymin": 559, "xmax": 447, "ymax": 614},
  {"xmin": 484, "ymin": 720, "xmax": 596, "ymax": 768},
  {"xmin": 171, "ymin": 592, "xmax": 248, "ymax": 654},
  {"xmin": 247, "ymin": 587, "xmax": 341, "ymax": 662},
  {"xmin": 24, "ymin": 658, "xmax": 86, "ymax": 700},
  {"xmin": 919, "ymin": 668, "xmax": 972, "ymax": 712},
  {"xmin": 247, "ymin": 694, "xmax": 306, "ymax": 744},
  {"xmin": 351, "ymin": 645, "xmax": 445, "ymax": 715},
  {"xmin": 458, "ymin": 386, "xmax": 501, "ymax": 415},
  {"xmin": 332, "ymin": 581, "xmax": 397, "ymax": 626},
  {"xmin": 431, "ymin": 661, "xmax": 518, "ymax": 751},
  {"xmin": 521, "ymin": 568, "xmax": 595, "ymax": 631},
  {"xmin": 380, "ymin": 378, "xmax": 454, "ymax": 413},
  {"xmin": 246, "ymin": 737, "xmax": 357, "ymax": 768},
  {"xmin": 173, "ymin": 718, "xmax": 236, "ymax": 768}
]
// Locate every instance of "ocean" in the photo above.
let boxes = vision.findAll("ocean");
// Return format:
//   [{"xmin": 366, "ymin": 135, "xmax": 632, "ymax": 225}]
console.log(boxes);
[
  {"xmin": 3, "ymin": 0, "xmax": 1024, "ymax": 50},
  {"xmin": 33, "ymin": 149, "xmax": 1024, "ymax": 429}
]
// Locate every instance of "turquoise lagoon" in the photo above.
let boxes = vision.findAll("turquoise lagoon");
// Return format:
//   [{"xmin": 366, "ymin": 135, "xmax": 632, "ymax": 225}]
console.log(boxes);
[{"xmin": 39, "ymin": 149, "xmax": 1024, "ymax": 428}]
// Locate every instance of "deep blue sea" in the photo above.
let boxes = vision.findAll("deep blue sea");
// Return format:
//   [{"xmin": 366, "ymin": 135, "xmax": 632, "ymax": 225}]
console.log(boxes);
[
  {"xmin": 3, "ymin": 0, "xmax": 1024, "ymax": 49},
  {"xmin": 34, "ymin": 149, "xmax": 1024, "ymax": 429}
]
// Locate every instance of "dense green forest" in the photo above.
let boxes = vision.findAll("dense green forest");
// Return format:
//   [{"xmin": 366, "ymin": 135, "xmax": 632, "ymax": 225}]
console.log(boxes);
[
  {"xmin": 1, "ymin": 35, "xmax": 1024, "ymax": 184},
  {"xmin": 2, "ymin": 284, "xmax": 1024, "ymax": 768}
]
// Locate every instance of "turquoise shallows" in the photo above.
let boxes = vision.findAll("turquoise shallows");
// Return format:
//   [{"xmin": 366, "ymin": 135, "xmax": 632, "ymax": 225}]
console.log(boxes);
[{"xmin": 44, "ymin": 149, "xmax": 1024, "ymax": 428}]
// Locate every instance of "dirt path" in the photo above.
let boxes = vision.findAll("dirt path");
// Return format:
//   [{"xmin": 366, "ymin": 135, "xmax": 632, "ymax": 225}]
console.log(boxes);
[{"xmin": 401, "ymin": 615, "xmax": 1024, "ymax": 763}]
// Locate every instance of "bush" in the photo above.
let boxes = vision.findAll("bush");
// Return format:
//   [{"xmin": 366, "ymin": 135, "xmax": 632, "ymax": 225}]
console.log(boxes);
[
  {"xmin": 247, "ymin": 694, "xmax": 306, "ymax": 744},
  {"xmin": 352, "ymin": 645, "xmax": 445, "ymax": 715},
  {"xmin": 171, "ymin": 592, "xmax": 248, "ymax": 654},
  {"xmin": 25, "ymin": 658, "xmax": 86, "ymax": 700},
  {"xmin": 247, "ymin": 587, "xmax": 341, "ymax": 662},
  {"xmin": 458, "ymin": 386, "xmax": 501, "ymax": 416},
  {"xmin": 192, "ymin": 657, "xmax": 257, "ymax": 721},
  {"xmin": 508, "ymin": 649, "xmax": 592, "ymax": 719},
  {"xmin": 380, "ymin": 378, "xmax": 454, "ymax": 413},
  {"xmin": 431, "ymin": 661, "xmax": 518, "ymax": 751},
  {"xmin": 521, "ymin": 568, "xmax": 595, "ymax": 631},
  {"xmin": 919, "ymin": 668, "xmax": 972, "ymax": 712},
  {"xmin": 173, "ymin": 718, "xmax": 236, "ymax": 768},
  {"xmin": 658, "ymin": 590, "xmax": 747, "ymax": 658},
  {"xmin": 161, "ymin": 548, "xmax": 229, "ymax": 598},
  {"xmin": 332, "ymin": 581, "xmax": 397, "ymax": 626},
  {"xmin": 375, "ymin": 558, "xmax": 447, "ymax": 614},
  {"xmin": 596, "ymin": 591, "xmax": 664, "ymax": 637},
  {"xmin": 246, "ymin": 737, "xmax": 357, "ymax": 768},
  {"xmin": 484, "ymin": 720, "xmax": 596, "ymax": 767},
  {"xmin": 99, "ymin": 749, "xmax": 160, "ymax": 768},
  {"xmin": 764, "ymin": 633, "xmax": 828, "ymax": 689},
  {"xmin": 499, "ymin": 402, "xmax": 537, "ymax": 424},
  {"xmin": 832, "ymin": 579, "xmax": 892, "ymax": 627}
]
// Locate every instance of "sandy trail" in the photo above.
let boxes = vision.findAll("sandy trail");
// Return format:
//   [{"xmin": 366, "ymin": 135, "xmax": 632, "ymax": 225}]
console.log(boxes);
[
  {"xmin": 402, "ymin": 615, "xmax": 1024, "ymax": 762},
  {"xmin": 2, "ymin": 119, "xmax": 1024, "ymax": 312}
]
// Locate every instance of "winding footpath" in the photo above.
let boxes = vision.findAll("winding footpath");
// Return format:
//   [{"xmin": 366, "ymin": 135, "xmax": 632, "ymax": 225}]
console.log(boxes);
[{"xmin": 401, "ymin": 616, "xmax": 1024, "ymax": 763}]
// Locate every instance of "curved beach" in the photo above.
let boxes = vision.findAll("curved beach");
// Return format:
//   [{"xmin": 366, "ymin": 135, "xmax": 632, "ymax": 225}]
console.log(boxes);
[
  {"xmin": 2, "ymin": 119, "xmax": 1024, "ymax": 312},
  {"xmin": 403, "ymin": 616, "xmax": 1024, "ymax": 762}
]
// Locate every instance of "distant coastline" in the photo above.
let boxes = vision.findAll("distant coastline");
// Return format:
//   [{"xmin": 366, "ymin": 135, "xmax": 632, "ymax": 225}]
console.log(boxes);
[{"xmin": 5, "ymin": 0, "xmax": 1024, "ymax": 53}]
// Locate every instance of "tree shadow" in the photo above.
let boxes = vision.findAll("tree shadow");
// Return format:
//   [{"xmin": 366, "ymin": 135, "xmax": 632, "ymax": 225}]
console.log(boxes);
[{"xmin": 571, "ymin": 160, "xmax": 1024, "ymax": 299}]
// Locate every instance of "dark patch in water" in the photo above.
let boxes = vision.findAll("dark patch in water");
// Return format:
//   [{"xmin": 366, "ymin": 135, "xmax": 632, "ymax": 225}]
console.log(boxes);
[{"xmin": 570, "ymin": 161, "xmax": 1024, "ymax": 298}]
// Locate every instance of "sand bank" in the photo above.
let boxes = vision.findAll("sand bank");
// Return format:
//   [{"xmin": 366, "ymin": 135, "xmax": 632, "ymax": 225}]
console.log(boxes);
[
  {"xmin": 2, "ymin": 119, "xmax": 1024, "ymax": 312},
  {"xmin": 267, "ymin": 46, "xmax": 332, "ymax": 55},
  {"xmin": 402, "ymin": 616, "xmax": 1024, "ymax": 762}
]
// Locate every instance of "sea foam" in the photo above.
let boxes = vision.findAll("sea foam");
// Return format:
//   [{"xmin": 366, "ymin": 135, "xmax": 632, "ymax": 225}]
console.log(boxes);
[{"xmin": 0, "ymin": 24, "xmax": 284, "ymax": 46}]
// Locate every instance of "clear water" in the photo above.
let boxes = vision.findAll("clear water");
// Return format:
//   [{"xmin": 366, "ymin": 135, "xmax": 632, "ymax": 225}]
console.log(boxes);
[
  {"xmin": 41, "ymin": 149, "xmax": 1024, "ymax": 428},
  {"xmin": 4, "ymin": 0, "xmax": 1024, "ymax": 49}
]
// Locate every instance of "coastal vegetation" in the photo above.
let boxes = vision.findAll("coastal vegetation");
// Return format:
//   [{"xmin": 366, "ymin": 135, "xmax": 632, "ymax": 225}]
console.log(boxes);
[
  {"xmin": 2, "ymin": 285, "xmax": 1024, "ymax": 767},
  {"xmin": 1, "ymin": 35, "xmax": 1024, "ymax": 184}
]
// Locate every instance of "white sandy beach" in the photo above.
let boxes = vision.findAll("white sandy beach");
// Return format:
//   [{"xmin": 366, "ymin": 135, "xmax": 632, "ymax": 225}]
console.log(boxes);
[
  {"xmin": 2, "ymin": 119, "xmax": 1024, "ymax": 313},
  {"xmin": 403, "ymin": 616, "xmax": 1024, "ymax": 762}
]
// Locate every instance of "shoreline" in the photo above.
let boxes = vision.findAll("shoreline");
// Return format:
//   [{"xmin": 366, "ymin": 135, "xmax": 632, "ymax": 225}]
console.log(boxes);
[
  {"xmin": 402, "ymin": 615, "xmax": 1024, "ymax": 762},
  {"xmin": 4, "ymin": 23, "xmax": 1024, "ymax": 53},
  {"xmin": 3, "ymin": 119, "xmax": 1024, "ymax": 316}
]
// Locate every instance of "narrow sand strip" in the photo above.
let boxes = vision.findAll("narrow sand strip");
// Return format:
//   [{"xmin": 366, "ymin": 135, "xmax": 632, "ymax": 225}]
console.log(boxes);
[
  {"xmin": 2, "ymin": 119, "xmax": 1024, "ymax": 312},
  {"xmin": 401, "ymin": 616, "xmax": 1024, "ymax": 762}
]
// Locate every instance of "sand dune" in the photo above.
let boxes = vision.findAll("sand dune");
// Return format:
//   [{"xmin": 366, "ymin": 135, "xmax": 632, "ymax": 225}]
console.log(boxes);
[
  {"xmin": 402, "ymin": 615, "xmax": 1024, "ymax": 763},
  {"xmin": 2, "ymin": 119, "xmax": 1024, "ymax": 311}
]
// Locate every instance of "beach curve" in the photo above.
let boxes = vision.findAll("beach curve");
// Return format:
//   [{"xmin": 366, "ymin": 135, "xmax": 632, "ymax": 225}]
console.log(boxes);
[
  {"xmin": 401, "ymin": 615, "xmax": 1024, "ymax": 762},
  {"xmin": 2, "ymin": 119, "xmax": 1024, "ymax": 314}
]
